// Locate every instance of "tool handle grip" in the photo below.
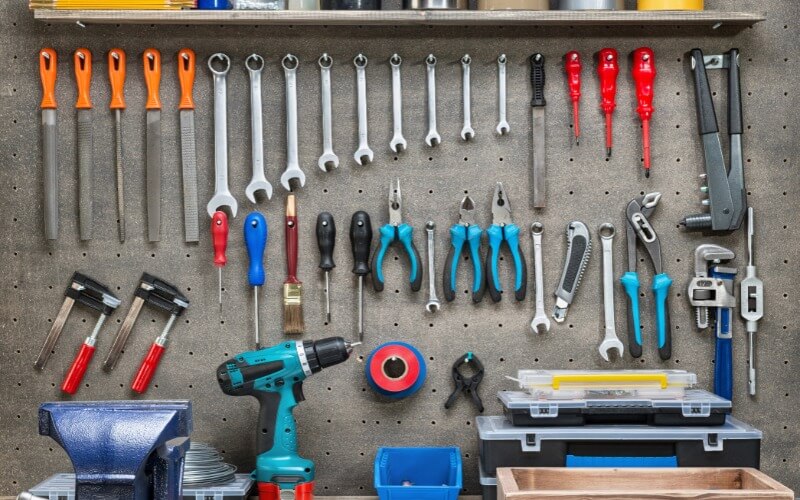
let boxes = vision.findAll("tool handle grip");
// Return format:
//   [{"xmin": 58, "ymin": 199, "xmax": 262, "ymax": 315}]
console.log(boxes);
[
  {"xmin": 285, "ymin": 195, "xmax": 299, "ymax": 283},
  {"xmin": 178, "ymin": 48, "xmax": 196, "ymax": 110},
  {"xmin": 39, "ymin": 48, "xmax": 57, "ymax": 109},
  {"xmin": 212, "ymin": 211, "xmax": 229, "ymax": 267},
  {"xmin": 397, "ymin": 224, "xmax": 422, "ymax": 292},
  {"xmin": 350, "ymin": 211, "xmax": 373, "ymax": 276},
  {"xmin": 505, "ymin": 224, "xmax": 527, "ymax": 302},
  {"xmin": 61, "ymin": 343, "xmax": 95, "ymax": 395},
  {"xmin": 245, "ymin": 212, "xmax": 268, "ymax": 287},
  {"xmin": 143, "ymin": 48, "xmax": 162, "ymax": 110},
  {"xmin": 653, "ymin": 273, "xmax": 673, "ymax": 360},
  {"xmin": 132, "ymin": 342, "xmax": 165, "ymax": 393},
  {"xmin": 631, "ymin": 47, "xmax": 656, "ymax": 121},
  {"xmin": 715, "ymin": 326, "xmax": 733, "ymax": 401},
  {"xmin": 621, "ymin": 272, "xmax": 642, "ymax": 358},
  {"xmin": 689, "ymin": 48, "xmax": 719, "ymax": 135},
  {"xmin": 597, "ymin": 48, "xmax": 619, "ymax": 114},
  {"xmin": 108, "ymin": 49, "xmax": 126, "ymax": 110},
  {"xmin": 443, "ymin": 230, "xmax": 461, "ymax": 303},
  {"xmin": 73, "ymin": 48, "xmax": 92, "ymax": 109},
  {"xmin": 564, "ymin": 51, "xmax": 581, "ymax": 102},
  {"xmin": 530, "ymin": 53, "xmax": 546, "ymax": 107},
  {"xmin": 485, "ymin": 225, "xmax": 504, "ymax": 303},
  {"xmin": 316, "ymin": 212, "xmax": 336, "ymax": 271},
  {"xmin": 371, "ymin": 225, "xmax": 394, "ymax": 292},
  {"xmin": 727, "ymin": 48, "xmax": 743, "ymax": 135}
]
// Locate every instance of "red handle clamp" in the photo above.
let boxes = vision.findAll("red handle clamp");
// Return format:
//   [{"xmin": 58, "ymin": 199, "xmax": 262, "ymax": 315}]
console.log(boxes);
[
  {"xmin": 61, "ymin": 343, "xmax": 96, "ymax": 395},
  {"xmin": 131, "ymin": 342, "xmax": 166, "ymax": 394}
]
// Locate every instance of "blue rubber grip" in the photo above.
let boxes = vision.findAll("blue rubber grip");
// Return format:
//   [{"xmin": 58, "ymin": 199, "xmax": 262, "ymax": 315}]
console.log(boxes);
[
  {"xmin": 466, "ymin": 225, "xmax": 483, "ymax": 293},
  {"xmin": 505, "ymin": 224, "xmax": 524, "ymax": 292},
  {"xmin": 620, "ymin": 272, "xmax": 642, "ymax": 347},
  {"xmin": 373, "ymin": 225, "xmax": 394, "ymax": 288},
  {"xmin": 714, "ymin": 307, "xmax": 733, "ymax": 401},
  {"xmin": 397, "ymin": 224, "xmax": 418, "ymax": 285},
  {"xmin": 487, "ymin": 225, "xmax": 503, "ymax": 292},
  {"xmin": 448, "ymin": 225, "xmax": 465, "ymax": 293},
  {"xmin": 244, "ymin": 212, "xmax": 267, "ymax": 287},
  {"xmin": 652, "ymin": 273, "xmax": 672, "ymax": 349}
]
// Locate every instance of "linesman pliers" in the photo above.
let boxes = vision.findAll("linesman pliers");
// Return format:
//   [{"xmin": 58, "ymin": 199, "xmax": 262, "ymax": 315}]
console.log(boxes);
[
  {"xmin": 486, "ymin": 182, "xmax": 527, "ymax": 302},
  {"xmin": 443, "ymin": 196, "xmax": 485, "ymax": 303},
  {"xmin": 371, "ymin": 179, "xmax": 422, "ymax": 292},
  {"xmin": 621, "ymin": 192, "xmax": 673, "ymax": 360}
]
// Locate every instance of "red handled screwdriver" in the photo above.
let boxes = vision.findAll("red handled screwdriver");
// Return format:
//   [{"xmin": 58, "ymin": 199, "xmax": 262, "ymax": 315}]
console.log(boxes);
[
  {"xmin": 564, "ymin": 51, "xmax": 582, "ymax": 146},
  {"xmin": 212, "ymin": 211, "xmax": 229, "ymax": 312},
  {"xmin": 597, "ymin": 48, "xmax": 619, "ymax": 158},
  {"xmin": 632, "ymin": 47, "xmax": 656, "ymax": 177}
]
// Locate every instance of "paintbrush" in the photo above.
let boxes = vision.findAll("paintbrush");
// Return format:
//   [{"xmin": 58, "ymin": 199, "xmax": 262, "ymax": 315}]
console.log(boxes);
[{"xmin": 283, "ymin": 193, "xmax": 304, "ymax": 335}]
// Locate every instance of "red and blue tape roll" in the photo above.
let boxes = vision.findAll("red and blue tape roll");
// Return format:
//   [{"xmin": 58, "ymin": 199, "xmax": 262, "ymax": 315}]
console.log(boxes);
[{"xmin": 365, "ymin": 342, "xmax": 426, "ymax": 399}]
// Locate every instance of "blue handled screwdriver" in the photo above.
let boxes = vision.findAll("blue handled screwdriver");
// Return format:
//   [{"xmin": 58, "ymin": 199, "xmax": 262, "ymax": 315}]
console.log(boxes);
[{"xmin": 245, "ymin": 212, "xmax": 268, "ymax": 349}]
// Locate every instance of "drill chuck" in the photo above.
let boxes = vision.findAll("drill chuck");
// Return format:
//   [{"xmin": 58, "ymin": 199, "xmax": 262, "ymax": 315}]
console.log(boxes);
[{"xmin": 304, "ymin": 337, "xmax": 353, "ymax": 372}]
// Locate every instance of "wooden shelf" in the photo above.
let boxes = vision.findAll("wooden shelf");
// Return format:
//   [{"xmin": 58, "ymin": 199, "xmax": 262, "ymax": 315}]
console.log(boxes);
[{"xmin": 33, "ymin": 9, "xmax": 765, "ymax": 27}]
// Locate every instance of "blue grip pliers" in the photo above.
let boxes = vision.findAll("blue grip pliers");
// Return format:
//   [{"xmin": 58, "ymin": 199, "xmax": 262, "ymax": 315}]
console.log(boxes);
[
  {"xmin": 620, "ymin": 192, "xmax": 673, "ymax": 360},
  {"xmin": 371, "ymin": 179, "xmax": 422, "ymax": 292},
  {"xmin": 486, "ymin": 182, "xmax": 527, "ymax": 303},
  {"xmin": 443, "ymin": 196, "xmax": 485, "ymax": 303}
]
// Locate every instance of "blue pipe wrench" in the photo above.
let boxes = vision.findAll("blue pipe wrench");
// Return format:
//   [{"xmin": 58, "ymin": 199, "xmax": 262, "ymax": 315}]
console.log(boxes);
[
  {"xmin": 371, "ymin": 179, "xmax": 422, "ymax": 292},
  {"xmin": 486, "ymin": 182, "xmax": 527, "ymax": 303},
  {"xmin": 710, "ymin": 265, "xmax": 737, "ymax": 401}
]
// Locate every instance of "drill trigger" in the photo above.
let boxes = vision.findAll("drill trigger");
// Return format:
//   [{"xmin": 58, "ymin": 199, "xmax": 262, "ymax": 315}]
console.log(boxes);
[{"xmin": 292, "ymin": 381, "xmax": 305, "ymax": 403}]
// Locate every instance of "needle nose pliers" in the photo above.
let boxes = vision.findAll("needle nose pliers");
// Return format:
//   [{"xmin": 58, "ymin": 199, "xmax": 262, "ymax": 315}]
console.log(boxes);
[
  {"xmin": 443, "ymin": 196, "xmax": 485, "ymax": 303},
  {"xmin": 486, "ymin": 182, "xmax": 527, "ymax": 302},
  {"xmin": 371, "ymin": 179, "xmax": 422, "ymax": 292}
]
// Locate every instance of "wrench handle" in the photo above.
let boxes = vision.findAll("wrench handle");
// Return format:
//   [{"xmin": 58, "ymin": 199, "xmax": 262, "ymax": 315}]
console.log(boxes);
[
  {"xmin": 356, "ymin": 62, "xmax": 369, "ymax": 147},
  {"xmin": 714, "ymin": 308, "xmax": 733, "ymax": 400},
  {"xmin": 320, "ymin": 62, "xmax": 334, "ymax": 151},
  {"xmin": 426, "ymin": 57, "xmax": 438, "ymax": 132},
  {"xmin": 621, "ymin": 272, "xmax": 642, "ymax": 358},
  {"xmin": 213, "ymin": 71, "xmax": 229, "ymax": 194},
  {"xmin": 601, "ymin": 237, "xmax": 615, "ymax": 335},
  {"xmin": 497, "ymin": 55, "xmax": 507, "ymax": 127},
  {"xmin": 249, "ymin": 62, "xmax": 264, "ymax": 179},
  {"xmin": 284, "ymin": 65, "xmax": 299, "ymax": 168},
  {"xmin": 391, "ymin": 59, "xmax": 404, "ymax": 140},
  {"xmin": 532, "ymin": 232, "xmax": 545, "ymax": 307},
  {"xmin": 653, "ymin": 273, "xmax": 672, "ymax": 360}
]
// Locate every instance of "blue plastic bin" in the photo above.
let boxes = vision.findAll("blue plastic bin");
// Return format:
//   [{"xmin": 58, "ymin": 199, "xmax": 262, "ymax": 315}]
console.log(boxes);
[{"xmin": 374, "ymin": 447, "xmax": 462, "ymax": 500}]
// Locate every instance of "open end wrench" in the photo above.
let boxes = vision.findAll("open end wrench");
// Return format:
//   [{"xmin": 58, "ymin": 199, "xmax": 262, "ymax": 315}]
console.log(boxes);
[
  {"xmin": 425, "ymin": 54, "xmax": 442, "ymax": 147},
  {"xmin": 318, "ymin": 53, "xmax": 339, "ymax": 172},
  {"xmin": 206, "ymin": 53, "xmax": 237, "ymax": 218},
  {"xmin": 425, "ymin": 221, "xmax": 441, "ymax": 313},
  {"xmin": 496, "ymin": 54, "xmax": 510, "ymax": 135},
  {"xmin": 460, "ymin": 54, "xmax": 475, "ymax": 141},
  {"xmin": 280, "ymin": 54, "xmax": 306, "ymax": 191},
  {"xmin": 599, "ymin": 223, "xmax": 623, "ymax": 361},
  {"xmin": 245, "ymin": 54, "xmax": 273, "ymax": 203},
  {"xmin": 389, "ymin": 54, "xmax": 407, "ymax": 153},
  {"xmin": 529, "ymin": 223, "xmax": 550, "ymax": 334},
  {"xmin": 353, "ymin": 54, "xmax": 374, "ymax": 166}
]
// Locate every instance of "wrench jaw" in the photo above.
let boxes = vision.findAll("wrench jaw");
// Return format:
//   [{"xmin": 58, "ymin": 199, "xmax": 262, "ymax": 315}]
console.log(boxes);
[
  {"xmin": 530, "ymin": 315, "xmax": 551, "ymax": 334},
  {"xmin": 425, "ymin": 131, "xmax": 442, "ymax": 148},
  {"xmin": 425, "ymin": 300, "xmax": 441, "ymax": 313},
  {"xmin": 318, "ymin": 152, "xmax": 339, "ymax": 172},
  {"xmin": 390, "ymin": 135, "xmax": 407, "ymax": 153},
  {"xmin": 280, "ymin": 167, "xmax": 306, "ymax": 192},
  {"xmin": 460, "ymin": 126, "xmax": 475, "ymax": 142},
  {"xmin": 245, "ymin": 180, "xmax": 273, "ymax": 204},
  {"xmin": 354, "ymin": 148, "xmax": 374, "ymax": 166},
  {"xmin": 207, "ymin": 192, "xmax": 237, "ymax": 219},
  {"xmin": 496, "ymin": 121, "xmax": 510, "ymax": 136},
  {"xmin": 598, "ymin": 337, "xmax": 624, "ymax": 362}
]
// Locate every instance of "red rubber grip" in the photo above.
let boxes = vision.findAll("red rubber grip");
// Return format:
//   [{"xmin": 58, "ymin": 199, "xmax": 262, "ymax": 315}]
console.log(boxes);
[
  {"xmin": 61, "ymin": 343, "xmax": 96, "ymax": 395},
  {"xmin": 597, "ymin": 48, "xmax": 619, "ymax": 114},
  {"xmin": 131, "ymin": 343, "xmax": 165, "ymax": 394},
  {"xmin": 632, "ymin": 47, "xmax": 656, "ymax": 121},
  {"xmin": 564, "ymin": 51, "xmax": 581, "ymax": 103},
  {"xmin": 212, "ymin": 211, "xmax": 229, "ymax": 268}
]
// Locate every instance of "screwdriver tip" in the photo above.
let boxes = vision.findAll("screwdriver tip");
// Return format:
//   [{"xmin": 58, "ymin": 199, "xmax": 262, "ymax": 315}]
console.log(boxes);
[
  {"xmin": 606, "ymin": 147, "xmax": 612, "ymax": 158},
  {"xmin": 326, "ymin": 313, "xmax": 331, "ymax": 324},
  {"xmin": 645, "ymin": 170, "xmax": 651, "ymax": 179}
]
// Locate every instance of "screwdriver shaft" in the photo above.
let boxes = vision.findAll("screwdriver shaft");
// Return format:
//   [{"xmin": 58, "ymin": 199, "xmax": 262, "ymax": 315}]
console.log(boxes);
[
  {"xmin": 325, "ymin": 271, "xmax": 331, "ymax": 324},
  {"xmin": 358, "ymin": 276, "xmax": 364, "ymax": 342},
  {"xmin": 254, "ymin": 286, "xmax": 260, "ymax": 349},
  {"xmin": 218, "ymin": 268, "xmax": 222, "ymax": 313}
]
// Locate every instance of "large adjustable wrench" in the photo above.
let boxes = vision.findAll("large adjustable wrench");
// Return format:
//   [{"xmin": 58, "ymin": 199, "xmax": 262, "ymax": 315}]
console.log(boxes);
[
  {"xmin": 207, "ymin": 53, "xmax": 237, "ymax": 218},
  {"xmin": 425, "ymin": 54, "xmax": 441, "ymax": 147},
  {"xmin": 318, "ymin": 53, "xmax": 339, "ymax": 171},
  {"xmin": 354, "ymin": 54, "xmax": 374, "ymax": 166},
  {"xmin": 281, "ymin": 54, "xmax": 306, "ymax": 191},
  {"xmin": 389, "ymin": 54, "xmax": 407, "ymax": 153},
  {"xmin": 245, "ymin": 54, "xmax": 273, "ymax": 203}
]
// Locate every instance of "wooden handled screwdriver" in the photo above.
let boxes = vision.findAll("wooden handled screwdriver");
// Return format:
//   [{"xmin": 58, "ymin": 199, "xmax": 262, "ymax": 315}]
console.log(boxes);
[
  {"xmin": 108, "ymin": 49, "xmax": 126, "ymax": 242},
  {"xmin": 39, "ymin": 48, "xmax": 58, "ymax": 241}
]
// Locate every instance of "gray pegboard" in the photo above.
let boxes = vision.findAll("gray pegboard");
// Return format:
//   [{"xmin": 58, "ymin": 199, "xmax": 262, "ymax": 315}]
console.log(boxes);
[{"xmin": 1, "ymin": 0, "xmax": 798, "ymax": 496}]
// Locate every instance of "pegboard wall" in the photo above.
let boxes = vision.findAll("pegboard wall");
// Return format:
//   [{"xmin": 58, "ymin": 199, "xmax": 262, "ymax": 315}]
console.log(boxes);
[{"xmin": 1, "ymin": 0, "xmax": 798, "ymax": 496}]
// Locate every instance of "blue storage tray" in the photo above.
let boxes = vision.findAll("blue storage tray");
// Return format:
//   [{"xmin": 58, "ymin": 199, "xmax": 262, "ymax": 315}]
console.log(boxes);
[{"xmin": 374, "ymin": 447, "xmax": 462, "ymax": 500}]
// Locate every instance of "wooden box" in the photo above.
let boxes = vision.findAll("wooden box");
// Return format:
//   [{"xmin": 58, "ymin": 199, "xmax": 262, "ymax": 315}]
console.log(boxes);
[{"xmin": 497, "ymin": 467, "xmax": 794, "ymax": 499}]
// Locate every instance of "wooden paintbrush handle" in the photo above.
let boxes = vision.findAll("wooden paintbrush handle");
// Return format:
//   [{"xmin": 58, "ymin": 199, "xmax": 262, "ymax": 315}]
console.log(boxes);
[{"xmin": 285, "ymin": 194, "xmax": 299, "ymax": 284}]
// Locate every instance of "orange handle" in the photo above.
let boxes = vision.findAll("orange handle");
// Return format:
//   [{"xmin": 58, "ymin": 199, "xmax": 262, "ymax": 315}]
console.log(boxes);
[
  {"xmin": 39, "ymin": 48, "xmax": 57, "ymax": 109},
  {"xmin": 74, "ymin": 48, "xmax": 92, "ymax": 110},
  {"xmin": 108, "ymin": 48, "xmax": 126, "ymax": 110},
  {"xmin": 143, "ymin": 48, "xmax": 162, "ymax": 110},
  {"xmin": 178, "ymin": 48, "xmax": 196, "ymax": 110}
]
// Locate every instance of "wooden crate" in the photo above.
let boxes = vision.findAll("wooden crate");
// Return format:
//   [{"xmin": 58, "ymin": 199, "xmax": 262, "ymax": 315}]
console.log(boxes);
[{"xmin": 497, "ymin": 468, "xmax": 794, "ymax": 499}]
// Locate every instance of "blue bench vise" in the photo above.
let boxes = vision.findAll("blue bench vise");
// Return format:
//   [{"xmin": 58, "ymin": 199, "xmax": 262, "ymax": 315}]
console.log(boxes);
[{"xmin": 38, "ymin": 401, "xmax": 192, "ymax": 500}]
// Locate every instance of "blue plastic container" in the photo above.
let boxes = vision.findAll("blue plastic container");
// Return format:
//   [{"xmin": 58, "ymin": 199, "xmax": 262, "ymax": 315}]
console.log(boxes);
[
  {"xmin": 374, "ymin": 447, "xmax": 462, "ymax": 500},
  {"xmin": 197, "ymin": 0, "xmax": 229, "ymax": 8}
]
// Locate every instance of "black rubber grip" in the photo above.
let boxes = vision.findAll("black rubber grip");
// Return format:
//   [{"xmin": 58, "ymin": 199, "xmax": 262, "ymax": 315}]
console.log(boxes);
[
  {"xmin": 562, "ymin": 236, "xmax": 587, "ymax": 294},
  {"xmin": 727, "ymin": 48, "xmax": 743, "ymax": 135},
  {"xmin": 316, "ymin": 212, "xmax": 336, "ymax": 271},
  {"xmin": 659, "ymin": 302, "xmax": 672, "ymax": 361},
  {"xmin": 443, "ymin": 244, "xmax": 458, "ymax": 302},
  {"xmin": 407, "ymin": 240, "xmax": 423, "ymax": 293},
  {"xmin": 349, "ymin": 211, "xmax": 372, "ymax": 276},
  {"xmin": 690, "ymin": 48, "xmax": 719, "ymax": 136},
  {"xmin": 530, "ymin": 53, "xmax": 546, "ymax": 107},
  {"xmin": 485, "ymin": 244, "xmax": 502, "ymax": 303}
]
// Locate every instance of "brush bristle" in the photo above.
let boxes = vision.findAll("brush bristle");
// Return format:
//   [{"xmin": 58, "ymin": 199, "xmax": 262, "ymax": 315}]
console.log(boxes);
[{"xmin": 283, "ymin": 283, "xmax": 305, "ymax": 335}]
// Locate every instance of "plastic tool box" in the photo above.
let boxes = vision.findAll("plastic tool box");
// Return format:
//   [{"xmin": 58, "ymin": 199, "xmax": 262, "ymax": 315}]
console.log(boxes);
[
  {"xmin": 499, "ymin": 388, "xmax": 731, "ymax": 427},
  {"xmin": 477, "ymin": 415, "xmax": 761, "ymax": 477},
  {"xmin": 28, "ymin": 473, "xmax": 254, "ymax": 500},
  {"xmin": 479, "ymin": 463, "xmax": 498, "ymax": 500},
  {"xmin": 512, "ymin": 369, "xmax": 697, "ymax": 399},
  {"xmin": 374, "ymin": 447, "xmax": 462, "ymax": 500}
]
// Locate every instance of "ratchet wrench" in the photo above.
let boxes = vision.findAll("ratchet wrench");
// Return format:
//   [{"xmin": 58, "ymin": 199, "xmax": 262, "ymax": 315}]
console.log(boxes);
[
  {"xmin": 460, "ymin": 54, "xmax": 475, "ymax": 141},
  {"xmin": 425, "ymin": 54, "xmax": 441, "ymax": 147},
  {"xmin": 598, "ymin": 223, "xmax": 623, "ymax": 360},
  {"xmin": 280, "ymin": 54, "xmax": 306, "ymax": 191},
  {"xmin": 389, "ymin": 54, "xmax": 407, "ymax": 153},
  {"xmin": 206, "ymin": 53, "xmax": 237, "ymax": 218},
  {"xmin": 425, "ymin": 221, "xmax": 441, "ymax": 313},
  {"xmin": 245, "ymin": 54, "xmax": 273, "ymax": 203},
  {"xmin": 318, "ymin": 53, "xmax": 339, "ymax": 171},
  {"xmin": 354, "ymin": 54, "xmax": 374, "ymax": 166},
  {"xmin": 497, "ymin": 54, "xmax": 510, "ymax": 135},
  {"xmin": 529, "ymin": 223, "xmax": 550, "ymax": 334}
]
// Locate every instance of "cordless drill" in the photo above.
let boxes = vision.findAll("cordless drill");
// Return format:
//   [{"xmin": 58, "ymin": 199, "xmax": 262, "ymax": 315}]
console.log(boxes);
[{"xmin": 216, "ymin": 337, "xmax": 356, "ymax": 500}]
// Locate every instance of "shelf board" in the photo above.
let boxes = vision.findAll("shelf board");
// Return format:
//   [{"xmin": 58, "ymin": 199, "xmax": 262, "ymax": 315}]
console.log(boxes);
[{"xmin": 33, "ymin": 9, "xmax": 765, "ymax": 27}]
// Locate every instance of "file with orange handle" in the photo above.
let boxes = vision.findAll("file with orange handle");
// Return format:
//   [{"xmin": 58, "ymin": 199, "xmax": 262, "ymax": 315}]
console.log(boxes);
[
  {"xmin": 178, "ymin": 48, "xmax": 196, "ymax": 110},
  {"xmin": 40, "ymin": 48, "xmax": 59, "ymax": 240},
  {"xmin": 108, "ymin": 48, "xmax": 126, "ymax": 110},
  {"xmin": 40, "ymin": 48, "xmax": 57, "ymax": 110},
  {"xmin": 143, "ymin": 48, "xmax": 162, "ymax": 110},
  {"xmin": 74, "ymin": 48, "xmax": 92, "ymax": 109}
]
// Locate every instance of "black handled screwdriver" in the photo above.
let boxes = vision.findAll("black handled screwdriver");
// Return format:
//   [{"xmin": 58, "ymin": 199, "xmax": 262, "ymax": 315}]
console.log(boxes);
[
  {"xmin": 350, "ymin": 211, "xmax": 373, "ymax": 342},
  {"xmin": 316, "ymin": 212, "xmax": 336, "ymax": 324}
]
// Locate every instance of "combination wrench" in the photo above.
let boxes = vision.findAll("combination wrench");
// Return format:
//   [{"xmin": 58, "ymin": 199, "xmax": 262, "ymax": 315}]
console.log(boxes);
[
  {"xmin": 318, "ymin": 53, "xmax": 339, "ymax": 172},
  {"xmin": 529, "ymin": 223, "xmax": 550, "ymax": 334},
  {"xmin": 245, "ymin": 54, "xmax": 273, "ymax": 203},
  {"xmin": 598, "ymin": 223, "xmax": 623, "ymax": 361},
  {"xmin": 425, "ymin": 221, "xmax": 441, "ymax": 313},
  {"xmin": 496, "ymin": 54, "xmax": 510, "ymax": 135},
  {"xmin": 280, "ymin": 54, "xmax": 306, "ymax": 191},
  {"xmin": 460, "ymin": 54, "xmax": 475, "ymax": 141},
  {"xmin": 425, "ymin": 54, "xmax": 441, "ymax": 147},
  {"xmin": 353, "ymin": 54, "xmax": 374, "ymax": 166},
  {"xmin": 206, "ymin": 53, "xmax": 237, "ymax": 218},
  {"xmin": 389, "ymin": 54, "xmax": 407, "ymax": 153}
]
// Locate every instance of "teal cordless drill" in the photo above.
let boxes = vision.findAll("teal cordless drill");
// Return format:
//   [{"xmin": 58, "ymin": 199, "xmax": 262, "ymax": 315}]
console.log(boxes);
[{"xmin": 217, "ymin": 337, "xmax": 355, "ymax": 500}]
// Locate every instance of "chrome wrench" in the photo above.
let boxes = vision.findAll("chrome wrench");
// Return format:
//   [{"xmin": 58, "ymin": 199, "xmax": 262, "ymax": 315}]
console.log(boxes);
[
  {"xmin": 529, "ymin": 222, "xmax": 550, "ymax": 334},
  {"xmin": 389, "ymin": 54, "xmax": 407, "ymax": 153},
  {"xmin": 598, "ymin": 223, "xmax": 623, "ymax": 361},
  {"xmin": 460, "ymin": 54, "xmax": 474, "ymax": 141},
  {"xmin": 318, "ymin": 53, "xmax": 339, "ymax": 171},
  {"xmin": 281, "ymin": 54, "xmax": 306, "ymax": 191},
  {"xmin": 425, "ymin": 54, "xmax": 441, "ymax": 147},
  {"xmin": 353, "ymin": 54, "xmax": 374, "ymax": 166},
  {"xmin": 425, "ymin": 221, "xmax": 440, "ymax": 313},
  {"xmin": 245, "ymin": 54, "xmax": 273, "ymax": 203},
  {"xmin": 496, "ymin": 54, "xmax": 510, "ymax": 135},
  {"xmin": 206, "ymin": 53, "xmax": 237, "ymax": 218}
]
